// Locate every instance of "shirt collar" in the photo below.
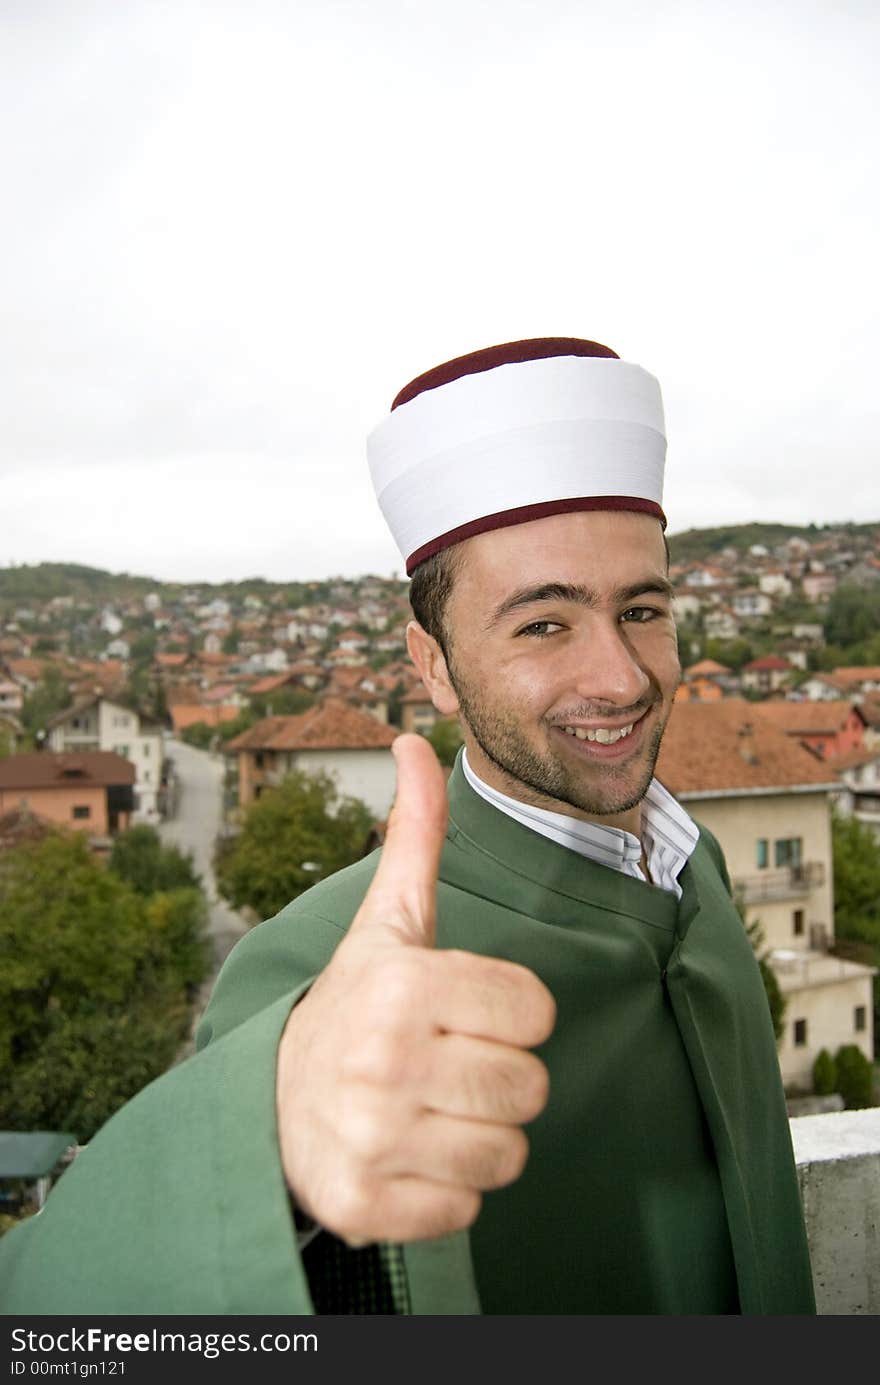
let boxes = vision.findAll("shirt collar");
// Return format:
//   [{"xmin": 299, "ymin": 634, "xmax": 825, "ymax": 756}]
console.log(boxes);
[{"xmin": 460, "ymin": 747, "xmax": 699, "ymax": 882}]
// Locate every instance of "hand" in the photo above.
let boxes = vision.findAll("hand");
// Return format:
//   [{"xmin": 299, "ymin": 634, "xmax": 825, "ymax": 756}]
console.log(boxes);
[{"xmin": 275, "ymin": 733, "xmax": 556, "ymax": 1246}]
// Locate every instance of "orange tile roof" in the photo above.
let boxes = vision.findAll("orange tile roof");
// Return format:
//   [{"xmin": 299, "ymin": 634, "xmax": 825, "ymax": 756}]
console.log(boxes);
[
  {"xmin": 326, "ymin": 666, "xmax": 370, "ymax": 691},
  {"xmin": 169, "ymin": 705, "xmax": 241, "ymax": 731},
  {"xmin": 747, "ymin": 700, "xmax": 865, "ymax": 735},
  {"xmin": 743, "ymin": 655, "xmax": 793, "ymax": 672},
  {"xmin": 684, "ymin": 659, "xmax": 731, "ymax": 676},
  {"xmin": 248, "ymin": 671, "xmax": 297, "ymax": 695},
  {"xmin": 656, "ymin": 699, "xmax": 838, "ymax": 796},
  {"xmin": 829, "ymin": 665, "xmax": 880, "ymax": 688},
  {"xmin": 400, "ymin": 682, "xmax": 434, "ymax": 705},
  {"xmin": 5, "ymin": 658, "xmax": 51, "ymax": 682},
  {"xmin": 165, "ymin": 683, "xmax": 203, "ymax": 706},
  {"xmin": 226, "ymin": 697, "xmax": 398, "ymax": 752}
]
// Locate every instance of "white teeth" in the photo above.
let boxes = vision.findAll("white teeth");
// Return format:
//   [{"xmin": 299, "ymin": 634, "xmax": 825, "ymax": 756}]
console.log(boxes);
[{"xmin": 563, "ymin": 723, "xmax": 634, "ymax": 744}]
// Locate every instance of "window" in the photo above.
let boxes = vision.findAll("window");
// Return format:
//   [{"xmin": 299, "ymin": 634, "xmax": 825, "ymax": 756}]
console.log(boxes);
[
  {"xmin": 855, "ymin": 1006, "xmax": 866, "ymax": 1032},
  {"xmin": 793, "ymin": 1018, "xmax": 807, "ymax": 1047},
  {"xmin": 72, "ymin": 805, "xmax": 91, "ymax": 820},
  {"xmin": 756, "ymin": 839, "xmax": 769, "ymax": 869},
  {"xmin": 115, "ymin": 745, "xmax": 129, "ymax": 758},
  {"xmin": 775, "ymin": 837, "xmax": 803, "ymax": 869},
  {"xmin": 144, "ymin": 743, "xmax": 150, "ymax": 756},
  {"xmin": 793, "ymin": 910, "xmax": 805, "ymax": 936}
]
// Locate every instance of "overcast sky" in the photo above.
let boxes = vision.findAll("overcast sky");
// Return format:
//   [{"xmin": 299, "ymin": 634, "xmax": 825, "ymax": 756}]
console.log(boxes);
[{"xmin": 2, "ymin": 0, "xmax": 878, "ymax": 584}]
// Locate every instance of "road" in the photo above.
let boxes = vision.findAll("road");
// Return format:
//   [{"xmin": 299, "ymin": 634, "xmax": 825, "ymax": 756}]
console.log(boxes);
[{"xmin": 158, "ymin": 736, "xmax": 251, "ymax": 1059}]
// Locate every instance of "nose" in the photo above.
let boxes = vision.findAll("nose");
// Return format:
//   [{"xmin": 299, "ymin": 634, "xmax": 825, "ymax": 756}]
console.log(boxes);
[{"xmin": 569, "ymin": 618, "xmax": 652, "ymax": 709}]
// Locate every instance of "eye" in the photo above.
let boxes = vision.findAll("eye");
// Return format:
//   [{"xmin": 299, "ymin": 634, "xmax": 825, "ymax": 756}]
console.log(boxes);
[
  {"xmin": 620, "ymin": 606, "xmax": 662, "ymax": 623},
  {"xmin": 515, "ymin": 620, "xmax": 564, "ymax": 638}
]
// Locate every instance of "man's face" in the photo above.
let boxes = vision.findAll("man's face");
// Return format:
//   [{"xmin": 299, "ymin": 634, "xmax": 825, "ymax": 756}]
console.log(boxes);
[{"xmin": 419, "ymin": 509, "xmax": 681, "ymax": 829}]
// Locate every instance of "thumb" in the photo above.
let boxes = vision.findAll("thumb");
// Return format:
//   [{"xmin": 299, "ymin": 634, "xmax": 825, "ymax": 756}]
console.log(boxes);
[{"xmin": 349, "ymin": 733, "xmax": 449, "ymax": 947}]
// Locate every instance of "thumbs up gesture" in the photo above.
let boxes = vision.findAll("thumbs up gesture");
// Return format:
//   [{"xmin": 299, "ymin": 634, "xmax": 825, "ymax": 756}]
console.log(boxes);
[{"xmin": 275, "ymin": 734, "xmax": 556, "ymax": 1246}]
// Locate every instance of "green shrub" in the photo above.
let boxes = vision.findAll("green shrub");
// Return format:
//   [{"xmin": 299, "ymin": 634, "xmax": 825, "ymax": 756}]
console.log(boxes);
[
  {"xmin": 812, "ymin": 1048, "xmax": 837, "ymax": 1096},
  {"xmin": 834, "ymin": 1044, "xmax": 875, "ymax": 1109}
]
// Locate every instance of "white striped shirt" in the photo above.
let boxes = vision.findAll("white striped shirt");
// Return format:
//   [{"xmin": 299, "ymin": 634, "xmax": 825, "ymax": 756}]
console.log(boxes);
[{"xmin": 461, "ymin": 748, "xmax": 699, "ymax": 899}]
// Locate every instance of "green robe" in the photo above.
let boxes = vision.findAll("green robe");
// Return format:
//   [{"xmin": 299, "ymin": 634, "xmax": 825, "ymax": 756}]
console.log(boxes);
[{"xmin": 0, "ymin": 757, "xmax": 815, "ymax": 1314}]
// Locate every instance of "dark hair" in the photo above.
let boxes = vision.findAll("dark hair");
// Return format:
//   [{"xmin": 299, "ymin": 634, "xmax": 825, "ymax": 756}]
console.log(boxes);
[{"xmin": 407, "ymin": 545, "xmax": 463, "ymax": 661}]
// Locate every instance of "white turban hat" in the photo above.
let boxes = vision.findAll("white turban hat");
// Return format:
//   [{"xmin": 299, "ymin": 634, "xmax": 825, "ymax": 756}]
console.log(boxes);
[{"xmin": 366, "ymin": 336, "xmax": 667, "ymax": 575}]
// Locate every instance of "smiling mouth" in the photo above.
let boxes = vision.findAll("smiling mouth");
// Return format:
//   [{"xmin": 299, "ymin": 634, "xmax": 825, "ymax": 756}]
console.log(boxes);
[{"xmin": 561, "ymin": 722, "xmax": 636, "ymax": 745}]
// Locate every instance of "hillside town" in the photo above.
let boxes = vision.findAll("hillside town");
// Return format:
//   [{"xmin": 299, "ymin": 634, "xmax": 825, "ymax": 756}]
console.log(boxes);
[{"xmin": 1, "ymin": 520, "xmax": 879, "ymax": 1111}]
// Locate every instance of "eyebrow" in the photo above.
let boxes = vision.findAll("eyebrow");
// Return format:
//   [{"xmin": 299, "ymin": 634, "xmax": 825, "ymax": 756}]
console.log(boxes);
[{"xmin": 486, "ymin": 577, "xmax": 675, "ymax": 630}]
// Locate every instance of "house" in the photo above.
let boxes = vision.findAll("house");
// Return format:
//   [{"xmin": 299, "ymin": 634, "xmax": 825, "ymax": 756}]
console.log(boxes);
[
  {"xmin": 225, "ymin": 698, "xmax": 398, "ymax": 818},
  {"xmin": 861, "ymin": 694, "xmax": 880, "ymax": 750},
  {"xmin": 798, "ymin": 674, "xmax": 846, "ymax": 702},
  {"xmin": 656, "ymin": 699, "xmax": 875, "ymax": 1092},
  {"xmin": 824, "ymin": 666, "xmax": 880, "ymax": 702},
  {"xmin": 674, "ymin": 677, "xmax": 723, "ymax": 703},
  {"xmin": 46, "ymin": 695, "xmax": 164, "ymax": 822},
  {"xmin": 0, "ymin": 751, "xmax": 136, "ymax": 840},
  {"xmin": 400, "ymin": 682, "xmax": 442, "ymax": 735},
  {"xmin": 740, "ymin": 654, "xmax": 796, "ymax": 695},
  {"xmin": 682, "ymin": 566, "xmax": 725, "ymax": 588},
  {"xmin": 759, "ymin": 571, "xmax": 793, "ymax": 599},
  {"xmin": 747, "ymin": 700, "xmax": 866, "ymax": 761},
  {"xmin": 671, "ymin": 591, "xmax": 703, "ymax": 623},
  {"xmin": 683, "ymin": 658, "xmax": 736, "ymax": 686},
  {"xmin": 156, "ymin": 652, "xmax": 193, "ymax": 677},
  {"xmin": 336, "ymin": 629, "xmax": 369, "ymax": 654},
  {"xmin": 702, "ymin": 608, "xmax": 741, "ymax": 641},
  {"xmin": 732, "ymin": 589, "xmax": 773, "ymax": 619},
  {"xmin": 3, "ymin": 658, "xmax": 50, "ymax": 695},
  {"xmin": 802, "ymin": 573, "xmax": 837, "ymax": 603},
  {"xmin": 0, "ymin": 680, "xmax": 24, "ymax": 715},
  {"xmin": 827, "ymin": 746, "xmax": 880, "ymax": 841}
]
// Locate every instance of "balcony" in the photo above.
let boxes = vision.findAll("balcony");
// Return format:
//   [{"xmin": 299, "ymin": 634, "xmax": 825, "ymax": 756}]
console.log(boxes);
[{"xmin": 734, "ymin": 861, "xmax": 825, "ymax": 903}]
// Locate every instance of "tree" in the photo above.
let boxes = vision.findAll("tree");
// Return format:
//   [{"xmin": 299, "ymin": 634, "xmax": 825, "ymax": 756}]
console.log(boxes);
[
  {"xmin": 831, "ymin": 809, "xmax": 880, "ymax": 1054},
  {"xmin": 426, "ymin": 717, "xmax": 464, "ymax": 767},
  {"xmin": 20, "ymin": 667, "xmax": 72, "ymax": 743},
  {"xmin": 833, "ymin": 1044, "xmax": 875, "ymax": 1109},
  {"xmin": 108, "ymin": 824, "xmax": 201, "ymax": 895},
  {"xmin": 812, "ymin": 1048, "xmax": 837, "ymax": 1096},
  {"xmin": 823, "ymin": 584, "xmax": 880, "ymax": 649},
  {"xmin": 215, "ymin": 768, "xmax": 374, "ymax": 921},
  {"xmin": 732, "ymin": 891, "xmax": 786, "ymax": 1042},
  {"xmin": 831, "ymin": 810, "xmax": 880, "ymax": 947},
  {"xmin": 0, "ymin": 831, "xmax": 209, "ymax": 1142},
  {"xmin": 179, "ymin": 721, "xmax": 214, "ymax": 749}
]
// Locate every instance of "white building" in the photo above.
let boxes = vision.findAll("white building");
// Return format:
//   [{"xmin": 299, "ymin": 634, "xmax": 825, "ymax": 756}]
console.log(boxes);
[{"xmin": 47, "ymin": 696, "xmax": 164, "ymax": 823}]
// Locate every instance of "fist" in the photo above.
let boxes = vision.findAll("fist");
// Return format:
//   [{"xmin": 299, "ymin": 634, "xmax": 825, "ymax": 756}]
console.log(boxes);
[{"xmin": 275, "ymin": 734, "xmax": 556, "ymax": 1246}]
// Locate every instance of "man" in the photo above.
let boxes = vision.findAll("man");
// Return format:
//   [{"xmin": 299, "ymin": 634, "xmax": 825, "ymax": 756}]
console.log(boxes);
[{"xmin": 0, "ymin": 337, "xmax": 815, "ymax": 1315}]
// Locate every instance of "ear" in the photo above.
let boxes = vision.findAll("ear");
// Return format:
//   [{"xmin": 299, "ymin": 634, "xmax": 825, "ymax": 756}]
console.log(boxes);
[{"xmin": 406, "ymin": 621, "xmax": 460, "ymax": 716}]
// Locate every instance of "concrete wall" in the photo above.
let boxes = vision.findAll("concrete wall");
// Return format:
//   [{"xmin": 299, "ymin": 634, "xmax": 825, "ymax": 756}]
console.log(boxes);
[{"xmin": 791, "ymin": 1108, "xmax": 880, "ymax": 1314}]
